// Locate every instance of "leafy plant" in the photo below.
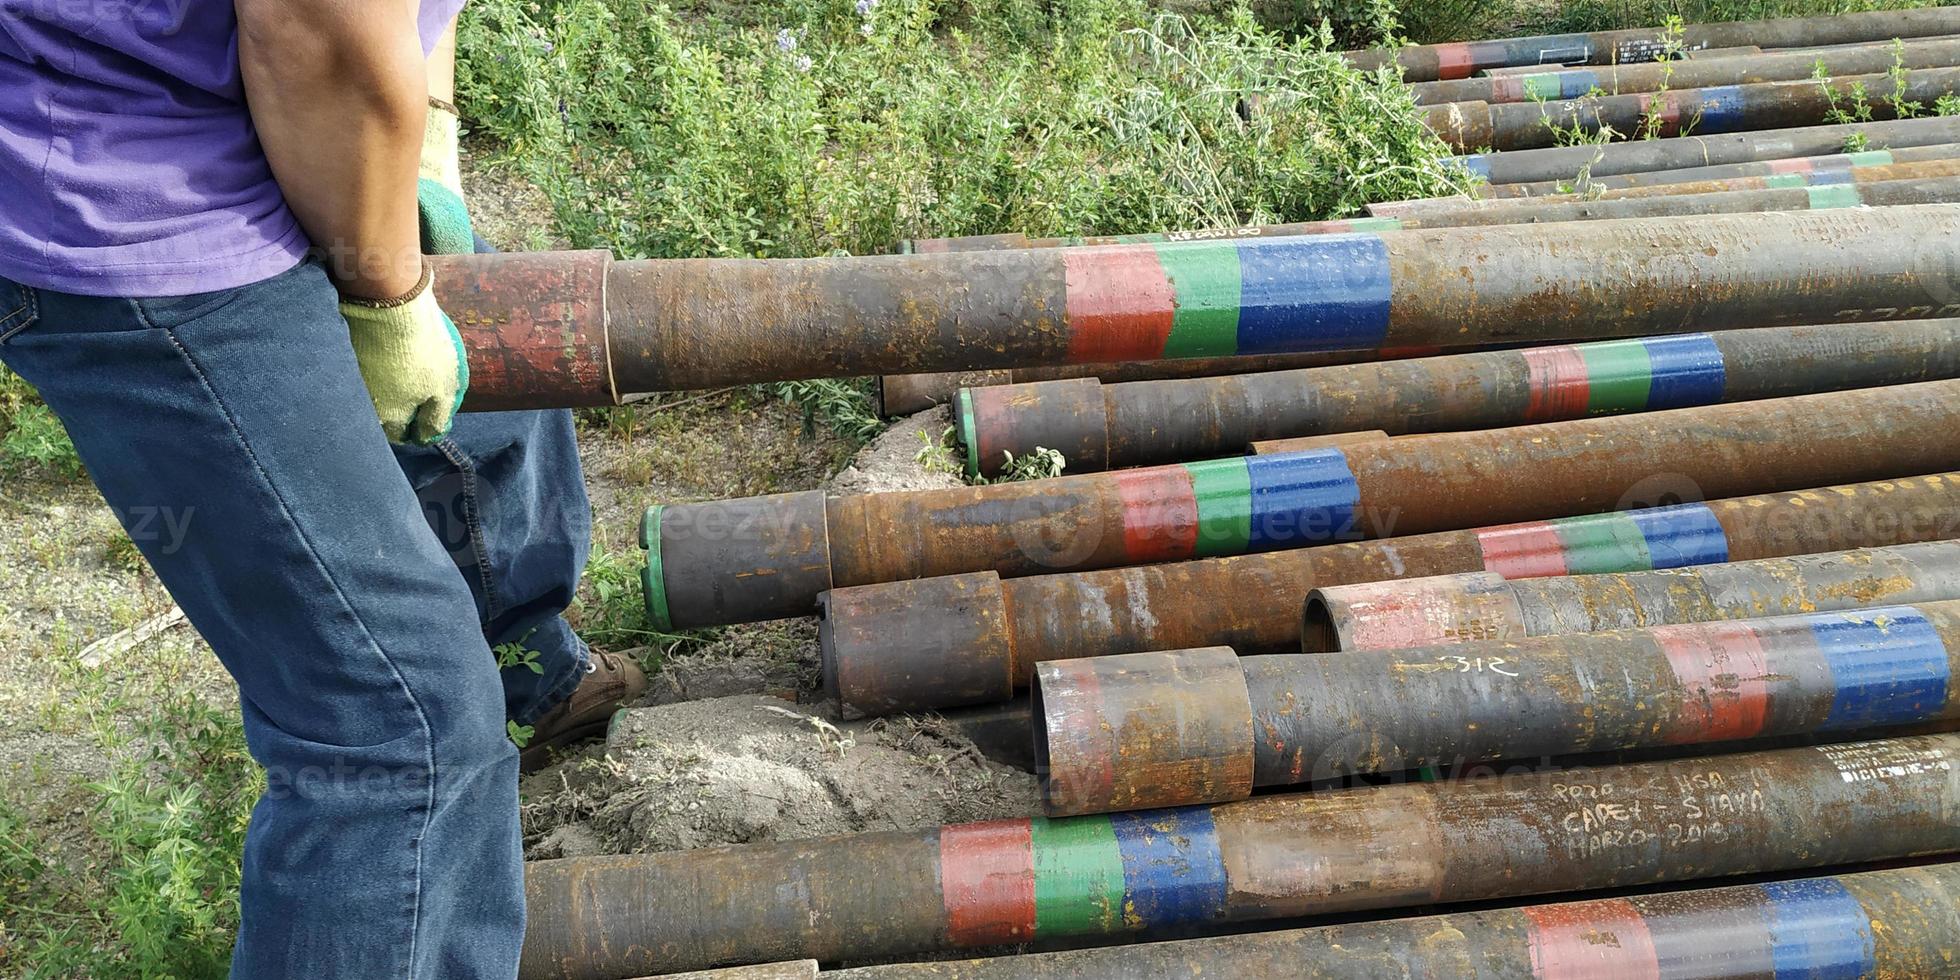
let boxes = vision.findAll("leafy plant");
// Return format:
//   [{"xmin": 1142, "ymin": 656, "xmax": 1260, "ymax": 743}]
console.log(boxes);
[{"xmin": 0, "ymin": 365, "xmax": 81, "ymax": 478}]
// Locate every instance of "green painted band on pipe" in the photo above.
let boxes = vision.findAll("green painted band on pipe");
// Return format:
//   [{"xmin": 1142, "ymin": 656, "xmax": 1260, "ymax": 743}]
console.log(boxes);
[
  {"xmin": 1553, "ymin": 511, "xmax": 1656, "ymax": 575},
  {"xmin": 1184, "ymin": 456, "xmax": 1253, "ymax": 558},
  {"xmin": 639, "ymin": 504, "xmax": 675, "ymax": 632},
  {"xmin": 1807, "ymin": 183, "xmax": 1865, "ymax": 209},
  {"xmin": 1030, "ymin": 816, "xmax": 1126, "ymax": 936},
  {"xmin": 1576, "ymin": 338, "xmax": 1655, "ymax": 414},
  {"xmin": 1155, "ymin": 241, "xmax": 1242, "ymax": 359},
  {"xmin": 957, "ymin": 388, "xmax": 983, "ymax": 479}
]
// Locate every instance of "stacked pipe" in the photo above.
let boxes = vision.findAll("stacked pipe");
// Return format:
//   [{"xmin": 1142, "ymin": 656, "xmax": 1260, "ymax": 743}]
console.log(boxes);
[
  {"xmin": 1465, "ymin": 141, "xmax": 1960, "ymax": 201},
  {"xmin": 1426, "ymin": 67, "xmax": 1960, "ymax": 151},
  {"xmin": 1407, "ymin": 36, "xmax": 1960, "ymax": 104},
  {"xmin": 435, "ymin": 206, "xmax": 1960, "ymax": 406},
  {"xmin": 1340, "ymin": 8, "xmax": 1960, "ymax": 81},
  {"xmin": 955, "ymin": 319, "xmax": 1960, "ymax": 477},
  {"xmin": 1442, "ymin": 115, "xmax": 1960, "ymax": 183},
  {"xmin": 1036, "ymin": 583, "xmax": 1960, "ymax": 814},
  {"xmin": 817, "ymin": 476, "xmax": 1960, "ymax": 717},
  {"xmin": 827, "ymin": 864, "xmax": 1960, "ymax": 979},
  {"xmin": 645, "ymin": 379, "xmax": 1960, "ymax": 634},
  {"xmin": 1303, "ymin": 538, "xmax": 1960, "ymax": 654},
  {"xmin": 519, "ymin": 735, "xmax": 1960, "ymax": 978}
]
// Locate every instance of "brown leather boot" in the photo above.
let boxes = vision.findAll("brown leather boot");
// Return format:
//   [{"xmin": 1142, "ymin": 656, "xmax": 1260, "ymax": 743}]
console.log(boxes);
[{"xmin": 520, "ymin": 650, "xmax": 648, "ymax": 773}]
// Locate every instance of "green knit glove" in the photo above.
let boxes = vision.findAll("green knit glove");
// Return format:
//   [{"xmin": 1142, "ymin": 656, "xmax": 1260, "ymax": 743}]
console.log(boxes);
[
  {"xmin": 419, "ymin": 98, "xmax": 477, "ymax": 255},
  {"xmin": 340, "ymin": 266, "xmax": 470, "ymax": 445}
]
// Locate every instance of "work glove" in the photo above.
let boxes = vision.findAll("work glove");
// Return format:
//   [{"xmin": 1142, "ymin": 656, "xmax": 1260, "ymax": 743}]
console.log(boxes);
[
  {"xmin": 419, "ymin": 97, "xmax": 477, "ymax": 255},
  {"xmin": 340, "ymin": 265, "xmax": 470, "ymax": 445}
]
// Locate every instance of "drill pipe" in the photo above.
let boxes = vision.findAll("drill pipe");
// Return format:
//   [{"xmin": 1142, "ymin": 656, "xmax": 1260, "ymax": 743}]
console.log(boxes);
[
  {"xmin": 440, "ymin": 206, "xmax": 1960, "ymax": 397},
  {"xmin": 1417, "ymin": 157, "xmax": 1960, "ymax": 215},
  {"xmin": 1444, "ymin": 115, "xmax": 1960, "ymax": 185},
  {"xmin": 1303, "ymin": 539, "xmax": 1960, "ymax": 654},
  {"xmin": 875, "ymin": 349, "xmax": 1432, "ymax": 417},
  {"xmin": 648, "ymin": 379, "xmax": 1960, "ymax": 638},
  {"xmin": 904, "ymin": 158, "xmax": 1960, "ymax": 265},
  {"xmin": 1341, "ymin": 7, "xmax": 1960, "ymax": 82},
  {"xmin": 1409, "ymin": 36, "xmax": 1960, "ymax": 105},
  {"xmin": 1427, "ymin": 67, "xmax": 1960, "ymax": 152},
  {"xmin": 1477, "ymin": 140, "xmax": 1960, "ymax": 200},
  {"xmin": 1037, "ymin": 599, "xmax": 1960, "ymax": 814},
  {"xmin": 518, "ymin": 734, "xmax": 1960, "ymax": 980},
  {"xmin": 957, "ymin": 319, "xmax": 1960, "ymax": 477},
  {"xmin": 897, "ymin": 216, "xmax": 1402, "ymax": 254},
  {"xmin": 825, "ymin": 863, "xmax": 1960, "ymax": 979},
  {"xmin": 814, "ymin": 473, "xmax": 1960, "ymax": 716}
]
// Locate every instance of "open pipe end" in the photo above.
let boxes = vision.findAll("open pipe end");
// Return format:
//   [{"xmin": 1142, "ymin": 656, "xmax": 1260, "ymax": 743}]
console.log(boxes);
[
  {"xmin": 818, "ymin": 572, "xmax": 1016, "ymax": 720},
  {"xmin": 959, "ymin": 377, "xmax": 1110, "ymax": 479},
  {"xmin": 652, "ymin": 490, "xmax": 834, "ymax": 629},
  {"xmin": 1035, "ymin": 648, "xmax": 1255, "ymax": 818},
  {"xmin": 1300, "ymin": 592, "xmax": 1343, "ymax": 653}
]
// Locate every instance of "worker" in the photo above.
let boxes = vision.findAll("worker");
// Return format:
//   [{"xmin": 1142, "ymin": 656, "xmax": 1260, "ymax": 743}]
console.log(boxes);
[{"xmin": 0, "ymin": 1, "xmax": 646, "ymax": 974}]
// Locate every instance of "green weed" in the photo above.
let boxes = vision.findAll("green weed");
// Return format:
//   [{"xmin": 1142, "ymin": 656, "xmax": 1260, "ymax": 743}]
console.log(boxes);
[
  {"xmin": 2, "ymin": 672, "xmax": 256, "ymax": 979},
  {"xmin": 0, "ymin": 365, "xmax": 81, "ymax": 479}
]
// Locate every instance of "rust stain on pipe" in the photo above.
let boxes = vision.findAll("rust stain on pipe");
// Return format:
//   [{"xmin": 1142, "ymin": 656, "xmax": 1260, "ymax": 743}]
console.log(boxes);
[
  {"xmin": 438, "ymin": 208, "xmax": 1960, "ymax": 394},
  {"xmin": 816, "ymin": 472, "xmax": 1960, "ymax": 716},
  {"xmin": 1409, "ymin": 36, "xmax": 1960, "ymax": 105},
  {"xmin": 1439, "ymin": 116, "xmax": 1960, "ymax": 186},
  {"xmin": 1344, "ymin": 7, "xmax": 1960, "ymax": 82},
  {"xmin": 519, "ymin": 734, "xmax": 1960, "ymax": 978},
  {"xmin": 824, "ymin": 863, "xmax": 1960, "ymax": 979},
  {"xmin": 1305, "ymin": 539, "xmax": 1960, "ymax": 652},
  {"xmin": 959, "ymin": 319, "xmax": 1960, "ymax": 476},
  {"xmin": 654, "ymin": 380, "xmax": 1960, "ymax": 641},
  {"xmin": 1038, "ymin": 598, "xmax": 1960, "ymax": 814}
]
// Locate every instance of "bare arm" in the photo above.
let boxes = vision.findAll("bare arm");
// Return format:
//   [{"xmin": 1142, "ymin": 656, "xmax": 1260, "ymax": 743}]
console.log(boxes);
[{"xmin": 236, "ymin": 0, "xmax": 427, "ymax": 301}]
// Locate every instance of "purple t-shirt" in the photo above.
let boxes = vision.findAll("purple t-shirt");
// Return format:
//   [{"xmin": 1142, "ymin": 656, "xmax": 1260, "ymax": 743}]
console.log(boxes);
[{"xmin": 0, "ymin": 1, "xmax": 465, "ymax": 297}]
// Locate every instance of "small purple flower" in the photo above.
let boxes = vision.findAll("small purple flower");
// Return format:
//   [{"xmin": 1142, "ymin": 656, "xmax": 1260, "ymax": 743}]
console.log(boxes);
[
  {"xmin": 776, "ymin": 28, "xmax": 797, "ymax": 52},
  {"xmin": 795, "ymin": 54, "xmax": 813, "ymax": 72},
  {"xmin": 860, "ymin": 21, "xmax": 874, "ymax": 36},
  {"xmin": 855, "ymin": 0, "xmax": 877, "ymax": 15}
]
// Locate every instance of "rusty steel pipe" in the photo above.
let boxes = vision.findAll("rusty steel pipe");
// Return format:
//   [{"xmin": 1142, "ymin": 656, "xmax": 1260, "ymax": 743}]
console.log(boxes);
[
  {"xmin": 1305, "ymin": 539, "xmax": 1960, "ymax": 654},
  {"xmin": 1342, "ymin": 7, "xmax": 1960, "ymax": 82},
  {"xmin": 1428, "ymin": 68, "xmax": 1960, "ymax": 152},
  {"xmin": 875, "ymin": 349, "xmax": 1436, "ymax": 417},
  {"xmin": 825, "ymin": 863, "xmax": 1960, "ymax": 979},
  {"xmin": 897, "ymin": 216, "xmax": 1402, "ymax": 255},
  {"xmin": 1037, "ymin": 599, "xmax": 1960, "ymax": 815},
  {"xmin": 1410, "ymin": 36, "xmax": 1960, "ymax": 105},
  {"xmin": 1246, "ymin": 430, "xmax": 1391, "ymax": 455},
  {"xmin": 1410, "ymin": 152, "xmax": 1960, "ymax": 213},
  {"xmin": 1414, "ymin": 164, "xmax": 1960, "ymax": 221},
  {"xmin": 448, "ymin": 207, "xmax": 1960, "ymax": 394},
  {"xmin": 648, "ymin": 378, "xmax": 1960, "ymax": 640},
  {"xmin": 519, "ymin": 733, "xmax": 1960, "ymax": 979},
  {"xmin": 815, "ymin": 473, "xmax": 1960, "ymax": 717},
  {"xmin": 1443, "ymin": 115, "xmax": 1960, "ymax": 185},
  {"xmin": 1478, "ymin": 139, "xmax": 1960, "ymax": 200},
  {"xmin": 957, "ymin": 319, "xmax": 1960, "ymax": 476},
  {"xmin": 906, "ymin": 161, "xmax": 1960, "ymax": 277}
]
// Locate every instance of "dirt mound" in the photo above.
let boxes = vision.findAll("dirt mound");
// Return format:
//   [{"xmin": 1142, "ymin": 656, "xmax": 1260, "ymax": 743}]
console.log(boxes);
[
  {"xmin": 523, "ymin": 696, "xmax": 1038, "ymax": 858},
  {"xmin": 827, "ymin": 406, "xmax": 964, "ymax": 496}
]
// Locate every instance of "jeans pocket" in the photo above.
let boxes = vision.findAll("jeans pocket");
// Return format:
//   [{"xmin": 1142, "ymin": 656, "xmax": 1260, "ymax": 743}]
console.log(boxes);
[{"xmin": 0, "ymin": 278, "xmax": 39, "ymax": 344}]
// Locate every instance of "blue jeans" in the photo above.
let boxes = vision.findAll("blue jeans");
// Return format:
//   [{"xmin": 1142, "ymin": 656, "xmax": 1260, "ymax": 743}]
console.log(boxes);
[{"xmin": 0, "ymin": 256, "xmax": 591, "ymax": 977}]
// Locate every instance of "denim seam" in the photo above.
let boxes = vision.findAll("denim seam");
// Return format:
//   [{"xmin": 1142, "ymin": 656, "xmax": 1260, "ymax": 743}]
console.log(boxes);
[
  {"xmin": 146, "ymin": 312, "xmax": 434, "ymax": 978},
  {"xmin": 0, "ymin": 287, "xmax": 38, "ymax": 343},
  {"xmin": 435, "ymin": 438, "xmax": 501, "ymax": 621}
]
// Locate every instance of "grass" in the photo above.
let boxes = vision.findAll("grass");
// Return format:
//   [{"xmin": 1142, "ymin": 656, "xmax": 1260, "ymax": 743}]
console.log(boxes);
[{"xmin": 2, "ymin": 1, "xmax": 1950, "ymax": 975}]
